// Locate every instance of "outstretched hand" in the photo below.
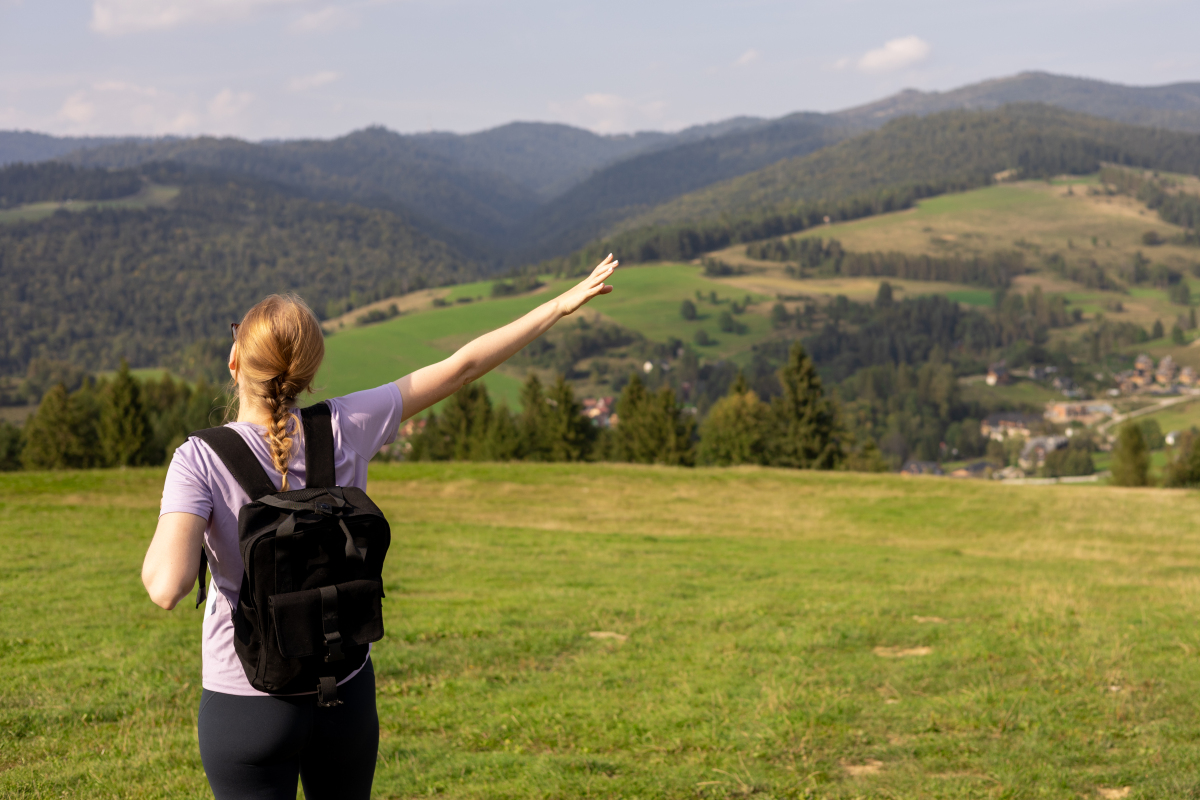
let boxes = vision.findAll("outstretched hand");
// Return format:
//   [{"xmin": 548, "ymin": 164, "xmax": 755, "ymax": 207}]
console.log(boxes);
[{"xmin": 555, "ymin": 254, "xmax": 617, "ymax": 317}]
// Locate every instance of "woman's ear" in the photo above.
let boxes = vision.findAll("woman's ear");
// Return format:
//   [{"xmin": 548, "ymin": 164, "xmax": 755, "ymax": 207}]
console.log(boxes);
[{"xmin": 228, "ymin": 343, "xmax": 238, "ymax": 383}]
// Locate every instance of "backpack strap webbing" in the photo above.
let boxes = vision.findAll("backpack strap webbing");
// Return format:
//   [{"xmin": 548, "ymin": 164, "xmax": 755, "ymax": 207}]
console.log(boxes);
[
  {"xmin": 191, "ymin": 427, "xmax": 278, "ymax": 500},
  {"xmin": 187, "ymin": 426, "xmax": 278, "ymax": 611},
  {"xmin": 301, "ymin": 402, "xmax": 336, "ymax": 489}
]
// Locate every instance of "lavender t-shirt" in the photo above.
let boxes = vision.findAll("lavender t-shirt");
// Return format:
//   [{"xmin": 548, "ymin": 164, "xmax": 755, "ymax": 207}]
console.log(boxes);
[{"xmin": 159, "ymin": 382, "xmax": 403, "ymax": 696}]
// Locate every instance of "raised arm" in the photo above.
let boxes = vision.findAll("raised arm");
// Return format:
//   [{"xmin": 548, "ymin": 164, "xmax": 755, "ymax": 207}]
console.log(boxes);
[{"xmin": 397, "ymin": 255, "xmax": 617, "ymax": 421}]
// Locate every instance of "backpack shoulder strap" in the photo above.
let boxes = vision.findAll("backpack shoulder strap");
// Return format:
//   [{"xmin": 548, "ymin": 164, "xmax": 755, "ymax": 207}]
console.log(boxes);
[
  {"xmin": 191, "ymin": 426, "xmax": 278, "ymax": 500},
  {"xmin": 301, "ymin": 401, "xmax": 336, "ymax": 488}
]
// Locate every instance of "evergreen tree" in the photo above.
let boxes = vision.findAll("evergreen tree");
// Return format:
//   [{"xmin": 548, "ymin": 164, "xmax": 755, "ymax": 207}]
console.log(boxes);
[
  {"xmin": 1190, "ymin": 307, "xmax": 1197, "ymax": 330},
  {"xmin": 21, "ymin": 384, "xmax": 81, "ymax": 469},
  {"xmin": 1173, "ymin": 323, "xmax": 1187, "ymax": 345},
  {"xmin": 680, "ymin": 299, "xmax": 697, "ymax": 320},
  {"xmin": 0, "ymin": 420, "xmax": 24, "ymax": 471},
  {"xmin": 612, "ymin": 373, "xmax": 695, "ymax": 466},
  {"xmin": 875, "ymin": 281, "xmax": 895, "ymax": 308},
  {"xmin": 1110, "ymin": 422, "xmax": 1151, "ymax": 487},
  {"xmin": 412, "ymin": 382, "xmax": 493, "ymax": 461},
  {"xmin": 477, "ymin": 403, "xmax": 521, "ymax": 461},
  {"xmin": 767, "ymin": 343, "xmax": 841, "ymax": 469},
  {"xmin": 1163, "ymin": 431, "xmax": 1200, "ymax": 487},
  {"xmin": 698, "ymin": 379, "xmax": 769, "ymax": 466},
  {"xmin": 544, "ymin": 375, "xmax": 596, "ymax": 461},
  {"xmin": 1152, "ymin": 318, "xmax": 1165, "ymax": 339},
  {"xmin": 770, "ymin": 302, "xmax": 790, "ymax": 329},
  {"xmin": 518, "ymin": 373, "xmax": 552, "ymax": 460},
  {"xmin": 99, "ymin": 360, "xmax": 151, "ymax": 467}
]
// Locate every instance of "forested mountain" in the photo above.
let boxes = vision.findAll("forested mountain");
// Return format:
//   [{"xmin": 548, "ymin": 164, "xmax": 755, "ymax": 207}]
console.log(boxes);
[
  {"xmin": 837, "ymin": 71, "xmax": 1200, "ymax": 133},
  {"xmin": 628, "ymin": 105, "xmax": 1200, "ymax": 231},
  {"xmin": 0, "ymin": 163, "xmax": 478, "ymax": 376},
  {"xmin": 409, "ymin": 116, "xmax": 766, "ymax": 199},
  {"xmin": 0, "ymin": 131, "xmax": 142, "ymax": 167},
  {"xmin": 61, "ymin": 128, "xmax": 539, "ymax": 259},
  {"xmin": 511, "ymin": 113, "xmax": 853, "ymax": 262}
]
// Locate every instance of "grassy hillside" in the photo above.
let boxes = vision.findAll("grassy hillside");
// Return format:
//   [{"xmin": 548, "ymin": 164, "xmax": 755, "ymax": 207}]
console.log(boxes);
[
  {"xmin": 7, "ymin": 463, "xmax": 1200, "ymax": 798},
  {"xmin": 713, "ymin": 176, "xmax": 1200, "ymax": 335}
]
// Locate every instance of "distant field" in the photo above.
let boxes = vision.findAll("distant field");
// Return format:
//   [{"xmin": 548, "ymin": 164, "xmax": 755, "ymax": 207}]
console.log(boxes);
[
  {"xmin": 712, "ymin": 177, "xmax": 1200, "ymax": 336},
  {"xmin": 0, "ymin": 183, "xmax": 180, "ymax": 224},
  {"xmin": 7, "ymin": 464, "xmax": 1200, "ymax": 798}
]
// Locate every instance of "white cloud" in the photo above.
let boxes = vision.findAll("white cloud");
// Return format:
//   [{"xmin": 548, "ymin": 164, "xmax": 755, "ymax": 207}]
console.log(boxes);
[
  {"xmin": 58, "ymin": 92, "xmax": 96, "ymax": 124},
  {"xmin": 288, "ymin": 4, "xmax": 357, "ymax": 32},
  {"xmin": 548, "ymin": 93, "xmax": 669, "ymax": 134},
  {"xmin": 733, "ymin": 49, "xmax": 760, "ymax": 67},
  {"xmin": 288, "ymin": 71, "xmax": 342, "ymax": 92},
  {"xmin": 857, "ymin": 36, "xmax": 931, "ymax": 73},
  {"xmin": 208, "ymin": 88, "xmax": 254, "ymax": 119},
  {"xmin": 90, "ymin": 0, "xmax": 302, "ymax": 35}
]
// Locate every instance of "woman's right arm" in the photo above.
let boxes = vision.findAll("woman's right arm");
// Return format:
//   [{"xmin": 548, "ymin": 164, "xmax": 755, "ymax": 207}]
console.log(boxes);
[{"xmin": 395, "ymin": 255, "xmax": 617, "ymax": 421}]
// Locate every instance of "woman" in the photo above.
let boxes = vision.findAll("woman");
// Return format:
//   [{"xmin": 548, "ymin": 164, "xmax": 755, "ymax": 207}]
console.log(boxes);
[{"xmin": 141, "ymin": 255, "xmax": 617, "ymax": 799}]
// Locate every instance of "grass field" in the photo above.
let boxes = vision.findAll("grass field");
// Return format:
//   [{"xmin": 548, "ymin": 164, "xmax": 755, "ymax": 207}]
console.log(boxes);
[
  {"xmin": 0, "ymin": 184, "xmax": 180, "ymax": 225},
  {"xmin": 7, "ymin": 464, "xmax": 1200, "ymax": 798}
]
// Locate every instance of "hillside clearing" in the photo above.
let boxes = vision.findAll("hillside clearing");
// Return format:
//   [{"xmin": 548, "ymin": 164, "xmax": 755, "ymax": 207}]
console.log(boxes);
[{"xmin": 5, "ymin": 464, "xmax": 1200, "ymax": 798}]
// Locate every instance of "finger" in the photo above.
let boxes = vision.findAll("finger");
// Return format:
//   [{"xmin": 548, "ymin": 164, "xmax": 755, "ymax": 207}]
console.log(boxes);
[{"xmin": 599, "ymin": 284, "xmax": 613, "ymax": 295}]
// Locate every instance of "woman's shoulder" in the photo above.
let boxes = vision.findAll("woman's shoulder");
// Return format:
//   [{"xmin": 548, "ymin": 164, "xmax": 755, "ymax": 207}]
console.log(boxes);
[{"xmin": 322, "ymin": 383, "xmax": 403, "ymax": 459}]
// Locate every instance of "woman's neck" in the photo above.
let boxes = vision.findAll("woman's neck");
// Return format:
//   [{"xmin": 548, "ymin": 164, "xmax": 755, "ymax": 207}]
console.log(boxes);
[{"xmin": 236, "ymin": 394, "xmax": 281, "ymax": 427}]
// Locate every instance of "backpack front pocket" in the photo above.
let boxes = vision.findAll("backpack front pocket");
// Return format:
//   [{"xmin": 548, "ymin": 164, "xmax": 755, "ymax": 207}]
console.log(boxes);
[{"xmin": 268, "ymin": 579, "xmax": 384, "ymax": 660}]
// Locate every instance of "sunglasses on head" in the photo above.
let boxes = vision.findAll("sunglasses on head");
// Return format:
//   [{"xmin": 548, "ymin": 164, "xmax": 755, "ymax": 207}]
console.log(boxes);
[{"xmin": 231, "ymin": 322, "xmax": 240, "ymax": 342}]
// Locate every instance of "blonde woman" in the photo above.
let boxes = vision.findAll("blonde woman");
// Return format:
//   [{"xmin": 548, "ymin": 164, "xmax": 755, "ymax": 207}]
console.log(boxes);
[{"xmin": 141, "ymin": 256, "xmax": 617, "ymax": 799}]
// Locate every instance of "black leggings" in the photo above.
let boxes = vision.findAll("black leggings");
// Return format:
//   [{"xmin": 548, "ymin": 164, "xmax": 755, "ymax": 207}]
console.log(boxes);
[{"xmin": 198, "ymin": 660, "xmax": 378, "ymax": 800}]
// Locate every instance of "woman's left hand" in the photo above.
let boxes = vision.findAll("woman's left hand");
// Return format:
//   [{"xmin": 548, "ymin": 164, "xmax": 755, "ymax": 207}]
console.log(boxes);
[{"xmin": 555, "ymin": 254, "xmax": 617, "ymax": 317}]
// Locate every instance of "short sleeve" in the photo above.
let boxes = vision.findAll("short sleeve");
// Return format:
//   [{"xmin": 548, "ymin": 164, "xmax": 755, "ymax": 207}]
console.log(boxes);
[
  {"xmin": 160, "ymin": 438, "xmax": 215, "ymax": 520},
  {"xmin": 328, "ymin": 382, "xmax": 404, "ymax": 460}
]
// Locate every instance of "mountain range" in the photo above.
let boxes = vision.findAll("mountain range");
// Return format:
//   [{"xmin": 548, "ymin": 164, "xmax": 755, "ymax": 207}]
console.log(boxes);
[{"xmin": 4, "ymin": 71, "xmax": 1200, "ymax": 267}]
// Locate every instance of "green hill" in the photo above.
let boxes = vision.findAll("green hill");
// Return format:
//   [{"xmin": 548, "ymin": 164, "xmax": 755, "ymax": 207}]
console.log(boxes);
[
  {"xmin": 0, "ymin": 163, "xmax": 479, "ymax": 377},
  {"xmin": 626, "ymin": 105, "xmax": 1200, "ymax": 233}
]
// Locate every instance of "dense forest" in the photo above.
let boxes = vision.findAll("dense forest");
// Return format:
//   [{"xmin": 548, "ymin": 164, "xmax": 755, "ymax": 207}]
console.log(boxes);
[
  {"xmin": 0, "ymin": 162, "xmax": 143, "ymax": 208},
  {"xmin": 0, "ymin": 163, "xmax": 478, "ymax": 376}
]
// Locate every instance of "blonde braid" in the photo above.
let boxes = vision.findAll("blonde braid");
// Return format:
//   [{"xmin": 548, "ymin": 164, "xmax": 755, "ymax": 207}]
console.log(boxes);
[
  {"xmin": 230, "ymin": 294, "xmax": 326, "ymax": 492},
  {"xmin": 263, "ymin": 375, "xmax": 303, "ymax": 490}
]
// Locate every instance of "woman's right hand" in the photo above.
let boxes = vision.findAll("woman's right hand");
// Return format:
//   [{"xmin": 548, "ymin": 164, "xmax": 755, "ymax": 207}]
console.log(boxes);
[{"xmin": 554, "ymin": 255, "xmax": 618, "ymax": 317}]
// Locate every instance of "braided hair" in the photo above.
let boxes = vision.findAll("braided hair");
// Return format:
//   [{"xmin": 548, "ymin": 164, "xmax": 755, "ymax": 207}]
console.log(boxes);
[{"xmin": 230, "ymin": 295, "xmax": 325, "ymax": 490}]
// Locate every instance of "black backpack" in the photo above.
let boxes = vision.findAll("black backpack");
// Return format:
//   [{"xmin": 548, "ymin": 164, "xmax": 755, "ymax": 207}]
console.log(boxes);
[{"xmin": 190, "ymin": 402, "xmax": 391, "ymax": 707}]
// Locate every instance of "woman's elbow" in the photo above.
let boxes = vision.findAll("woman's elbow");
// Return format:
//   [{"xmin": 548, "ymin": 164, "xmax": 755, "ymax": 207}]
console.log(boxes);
[{"xmin": 143, "ymin": 570, "xmax": 185, "ymax": 610}]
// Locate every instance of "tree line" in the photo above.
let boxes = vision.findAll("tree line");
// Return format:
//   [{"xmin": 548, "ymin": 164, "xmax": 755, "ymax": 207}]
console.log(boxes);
[
  {"xmin": 403, "ymin": 343, "xmax": 864, "ymax": 470},
  {"xmin": 0, "ymin": 362, "xmax": 225, "ymax": 471},
  {"xmin": 0, "ymin": 162, "xmax": 143, "ymax": 208},
  {"xmin": 746, "ymin": 235, "xmax": 1023, "ymax": 288}
]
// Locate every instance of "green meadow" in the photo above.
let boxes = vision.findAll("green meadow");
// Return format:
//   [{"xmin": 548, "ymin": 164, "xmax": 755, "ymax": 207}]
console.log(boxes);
[
  {"xmin": 314, "ymin": 265, "xmax": 775, "ymax": 405},
  {"xmin": 6, "ymin": 464, "xmax": 1200, "ymax": 798},
  {"xmin": 0, "ymin": 184, "xmax": 180, "ymax": 225}
]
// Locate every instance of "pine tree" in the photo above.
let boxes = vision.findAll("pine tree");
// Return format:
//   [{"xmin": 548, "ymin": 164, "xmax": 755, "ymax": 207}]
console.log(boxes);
[
  {"xmin": 518, "ymin": 373, "xmax": 552, "ymax": 460},
  {"xmin": 1152, "ymin": 318, "xmax": 1165, "ymax": 339},
  {"xmin": 21, "ymin": 384, "xmax": 79, "ymax": 469},
  {"xmin": 99, "ymin": 360, "xmax": 151, "ymax": 467},
  {"xmin": 612, "ymin": 373, "xmax": 695, "ymax": 466},
  {"xmin": 1110, "ymin": 422, "xmax": 1151, "ymax": 487},
  {"xmin": 698, "ymin": 382, "xmax": 769, "ymax": 466},
  {"xmin": 544, "ymin": 375, "xmax": 596, "ymax": 461},
  {"xmin": 0, "ymin": 420, "xmax": 25, "ymax": 471},
  {"xmin": 767, "ymin": 343, "xmax": 841, "ymax": 469}
]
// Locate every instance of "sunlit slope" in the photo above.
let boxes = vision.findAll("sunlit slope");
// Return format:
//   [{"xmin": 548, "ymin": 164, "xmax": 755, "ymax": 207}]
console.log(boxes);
[{"xmin": 716, "ymin": 177, "xmax": 1200, "ymax": 333}]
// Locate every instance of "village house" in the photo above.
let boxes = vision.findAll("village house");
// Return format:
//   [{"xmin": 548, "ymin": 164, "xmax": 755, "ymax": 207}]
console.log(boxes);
[
  {"xmin": 949, "ymin": 461, "xmax": 993, "ymax": 479},
  {"xmin": 582, "ymin": 396, "xmax": 616, "ymax": 427},
  {"xmin": 1181, "ymin": 366, "xmax": 1198, "ymax": 387},
  {"xmin": 980, "ymin": 412, "xmax": 1041, "ymax": 441},
  {"xmin": 1043, "ymin": 401, "xmax": 1113, "ymax": 426},
  {"xmin": 1156, "ymin": 355, "xmax": 1178, "ymax": 386},
  {"xmin": 1018, "ymin": 435, "xmax": 1069, "ymax": 470},
  {"xmin": 986, "ymin": 361, "xmax": 1011, "ymax": 386}
]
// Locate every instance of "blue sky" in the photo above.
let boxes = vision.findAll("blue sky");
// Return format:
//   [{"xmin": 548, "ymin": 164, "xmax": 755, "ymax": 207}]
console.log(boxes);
[{"xmin": 1, "ymin": 0, "xmax": 1197, "ymax": 139}]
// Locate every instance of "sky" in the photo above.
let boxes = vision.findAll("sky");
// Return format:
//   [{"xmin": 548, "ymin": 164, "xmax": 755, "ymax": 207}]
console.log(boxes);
[{"xmin": 1, "ymin": 0, "xmax": 1198, "ymax": 140}]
